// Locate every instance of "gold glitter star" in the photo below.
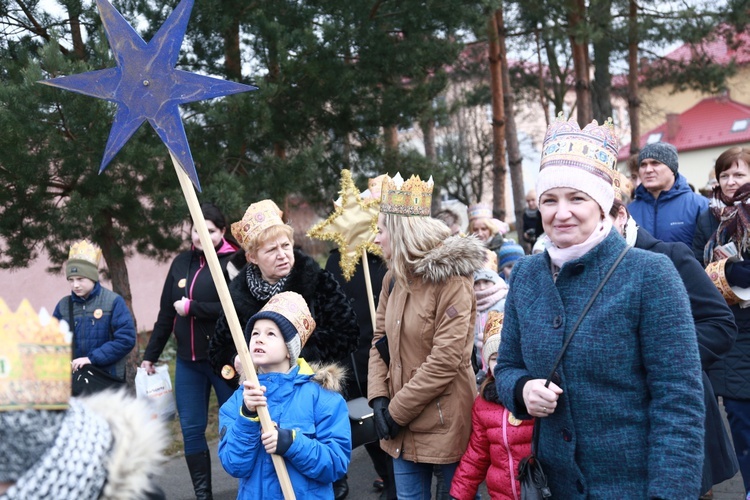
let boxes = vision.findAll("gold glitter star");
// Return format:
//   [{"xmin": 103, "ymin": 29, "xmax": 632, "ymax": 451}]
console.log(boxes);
[{"xmin": 307, "ymin": 170, "xmax": 382, "ymax": 281}]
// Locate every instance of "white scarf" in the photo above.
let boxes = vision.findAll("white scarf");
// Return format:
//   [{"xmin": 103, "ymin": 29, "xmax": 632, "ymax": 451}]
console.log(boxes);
[{"xmin": 547, "ymin": 217, "xmax": 613, "ymax": 269}]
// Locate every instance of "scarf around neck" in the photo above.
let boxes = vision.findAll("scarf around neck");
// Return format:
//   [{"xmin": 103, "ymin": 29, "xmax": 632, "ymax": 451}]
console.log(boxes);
[
  {"xmin": 245, "ymin": 264, "xmax": 290, "ymax": 301},
  {"xmin": 546, "ymin": 217, "xmax": 613, "ymax": 269},
  {"xmin": 475, "ymin": 281, "xmax": 508, "ymax": 312},
  {"xmin": 704, "ymin": 183, "xmax": 750, "ymax": 265}
]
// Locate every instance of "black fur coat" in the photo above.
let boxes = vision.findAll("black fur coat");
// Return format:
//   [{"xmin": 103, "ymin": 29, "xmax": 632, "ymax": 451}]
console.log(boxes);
[{"xmin": 209, "ymin": 249, "xmax": 359, "ymax": 385}]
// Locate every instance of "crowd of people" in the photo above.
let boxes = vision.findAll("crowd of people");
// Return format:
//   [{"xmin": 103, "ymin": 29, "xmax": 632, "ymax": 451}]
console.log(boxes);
[{"xmin": 7, "ymin": 118, "xmax": 750, "ymax": 500}]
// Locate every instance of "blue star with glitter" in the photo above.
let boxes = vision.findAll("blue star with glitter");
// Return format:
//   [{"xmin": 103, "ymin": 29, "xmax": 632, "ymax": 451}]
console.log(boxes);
[{"xmin": 39, "ymin": 0, "xmax": 257, "ymax": 191}]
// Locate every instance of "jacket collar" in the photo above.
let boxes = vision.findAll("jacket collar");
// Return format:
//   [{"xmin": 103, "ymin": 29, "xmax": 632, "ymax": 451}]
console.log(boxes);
[
  {"xmin": 413, "ymin": 235, "xmax": 486, "ymax": 283},
  {"xmin": 71, "ymin": 281, "xmax": 102, "ymax": 303}
]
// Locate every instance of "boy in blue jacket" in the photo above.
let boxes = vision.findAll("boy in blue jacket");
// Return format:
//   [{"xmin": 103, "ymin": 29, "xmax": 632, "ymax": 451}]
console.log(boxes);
[
  {"xmin": 218, "ymin": 291, "xmax": 351, "ymax": 499},
  {"xmin": 52, "ymin": 239, "xmax": 136, "ymax": 386}
]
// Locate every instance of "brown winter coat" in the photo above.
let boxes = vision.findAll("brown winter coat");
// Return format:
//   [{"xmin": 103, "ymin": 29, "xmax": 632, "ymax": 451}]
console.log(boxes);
[{"xmin": 368, "ymin": 236, "xmax": 486, "ymax": 464}]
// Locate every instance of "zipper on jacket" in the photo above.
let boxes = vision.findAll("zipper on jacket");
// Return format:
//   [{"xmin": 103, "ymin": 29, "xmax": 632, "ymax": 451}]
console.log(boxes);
[
  {"xmin": 187, "ymin": 255, "xmax": 206, "ymax": 361},
  {"xmin": 437, "ymin": 400, "xmax": 444, "ymax": 426}
]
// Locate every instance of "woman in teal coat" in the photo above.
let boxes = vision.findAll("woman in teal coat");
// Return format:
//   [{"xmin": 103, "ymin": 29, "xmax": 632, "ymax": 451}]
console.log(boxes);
[{"xmin": 495, "ymin": 118, "xmax": 705, "ymax": 498}]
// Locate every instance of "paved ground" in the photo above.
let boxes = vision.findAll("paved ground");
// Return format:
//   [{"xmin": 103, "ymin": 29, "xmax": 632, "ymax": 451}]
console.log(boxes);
[
  {"xmin": 154, "ymin": 441, "xmax": 745, "ymax": 499},
  {"xmin": 154, "ymin": 403, "xmax": 747, "ymax": 499}
]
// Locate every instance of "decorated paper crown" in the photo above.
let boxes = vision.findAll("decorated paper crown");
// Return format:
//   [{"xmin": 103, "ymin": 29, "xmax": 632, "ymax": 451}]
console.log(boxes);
[
  {"xmin": 540, "ymin": 116, "xmax": 619, "ymax": 176},
  {"xmin": 468, "ymin": 203, "xmax": 493, "ymax": 221},
  {"xmin": 0, "ymin": 299, "xmax": 72, "ymax": 411},
  {"xmin": 68, "ymin": 239, "xmax": 102, "ymax": 266},
  {"xmin": 612, "ymin": 170, "xmax": 634, "ymax": 203},
  {"xmin": 482, "ymin": 311, "xmax": 504, "ymax": 367},
  {"xmin": 367, "ymin": 174, "xmax": 388, "ymax": 201},
  {"xmin": 537, "ymin": 116, "xmax": 619, "ymax": 213},
  {"xmin": 380, "ymin": 173, "xmax": 434, "ymax": 217},
  {"xmin": 259, "ymin": 291, "xmax": 316, "ymax": 346},
  {"xmin": 231, "ymin": 199, "xmax": 285, "ymax": 252}
]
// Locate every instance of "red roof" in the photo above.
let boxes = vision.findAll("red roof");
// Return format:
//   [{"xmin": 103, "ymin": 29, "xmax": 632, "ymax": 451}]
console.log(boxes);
[
  {"xmin": 664, "ymin": 27, "xmax": 750, "ymax": 66},
  {"xmin": 618, "ymin": 96, "xmax": 750, "ymax": 160}
]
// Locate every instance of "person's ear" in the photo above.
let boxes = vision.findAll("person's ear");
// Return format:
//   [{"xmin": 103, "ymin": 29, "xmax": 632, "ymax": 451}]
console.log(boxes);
[{"xmin": 246, "ymin": 252, "xmax": 257, "ymax": 265}]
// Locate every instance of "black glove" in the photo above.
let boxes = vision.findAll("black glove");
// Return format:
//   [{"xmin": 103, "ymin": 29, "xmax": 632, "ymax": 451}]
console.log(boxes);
[
  {"xmin": 372, "ymin": 397, "xmax": 391, "ymax": 440},
  {"xmin": 726, "ymin": 260, "xmax": 750, "ymax": 288},
  {"xmin": 383, "ymin": 406, "xmax": 402, "ymax": 439}
]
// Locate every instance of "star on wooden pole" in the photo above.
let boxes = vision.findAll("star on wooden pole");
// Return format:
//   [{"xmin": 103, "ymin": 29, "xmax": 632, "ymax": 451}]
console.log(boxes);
[
  {"xmin": 38, "ymin": 2, "xmax": 296, "ymax": 498},
  {"xmin": 38, "ymin": 0, "xmax": 257, "ymax": 191}
]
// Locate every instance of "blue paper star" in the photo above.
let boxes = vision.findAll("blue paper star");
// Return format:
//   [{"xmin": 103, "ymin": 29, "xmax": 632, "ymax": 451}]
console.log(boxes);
[{"xmin": 39, "ymin": 0, "xmax": 257, "ymax": 191}]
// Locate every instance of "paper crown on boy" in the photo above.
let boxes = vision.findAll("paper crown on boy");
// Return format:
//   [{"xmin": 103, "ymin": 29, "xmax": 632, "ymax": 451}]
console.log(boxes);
[
  {"xmin": 66, "ymin": 239, "xmax": 102, "ymax": 282},
  {"xmin": 231, "ymin": 199, "xmax": 285, "ymax": 252},
  {"xmin": 482, "ymin": 311, "xmax": 504, "ymax": 368},
  {"xmin": 536, "ymin": 115, "xmax": 619, "ymax": 215},
  {"xmin": 244, "ymin": 291, "xmax": 316, "ymax": 365},
  {"xmin": 380, "ymin": 172, "xmax": 434, "ymax": 217}
]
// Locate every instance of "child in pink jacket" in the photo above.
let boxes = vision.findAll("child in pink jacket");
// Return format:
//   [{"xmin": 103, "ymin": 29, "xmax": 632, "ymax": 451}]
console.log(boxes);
[{"xmin": 450, "ymin": 311, "xmax": 534, "ymax": 500}]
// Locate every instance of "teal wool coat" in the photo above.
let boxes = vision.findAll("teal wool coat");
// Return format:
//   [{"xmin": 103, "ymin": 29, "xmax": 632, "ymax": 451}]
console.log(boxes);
[{"xmin": 495, "ymin": 230, "xmax": 705, "ymax": 499}]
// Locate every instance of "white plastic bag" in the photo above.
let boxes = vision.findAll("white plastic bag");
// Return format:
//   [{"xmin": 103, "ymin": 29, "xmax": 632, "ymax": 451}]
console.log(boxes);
[{"xmin": 135, "ymin": 364, "xmax": 176, "ymax": 420}]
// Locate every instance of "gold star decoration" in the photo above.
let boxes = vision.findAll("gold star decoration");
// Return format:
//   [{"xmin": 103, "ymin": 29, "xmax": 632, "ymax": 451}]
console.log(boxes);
[{"xmin": 307, "ymin": 169, "xmax": 382, "ymax": 281}]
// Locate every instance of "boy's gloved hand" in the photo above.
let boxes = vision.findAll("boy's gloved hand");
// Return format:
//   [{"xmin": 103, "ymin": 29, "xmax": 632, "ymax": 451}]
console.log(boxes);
[
  {"xmin": 372, "ymin": 397, "xmax": 391, "ymax": 440},
  {"xmin": 726, "ymin": 260, "xmax": 750, "ymax": 288}
]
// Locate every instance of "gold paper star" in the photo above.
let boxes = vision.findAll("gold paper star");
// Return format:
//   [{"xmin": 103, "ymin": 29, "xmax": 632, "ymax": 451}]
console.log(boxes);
[{"xmin": 307, "ymin": 170, "xmax": 382, "ymax": 281}]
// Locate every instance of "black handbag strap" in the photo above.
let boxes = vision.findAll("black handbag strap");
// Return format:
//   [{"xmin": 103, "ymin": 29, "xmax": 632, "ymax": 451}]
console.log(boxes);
[
  {"xmin": 532, "ymin": 245, "xmax": 629, "ymax": 452},
  {"xmin": 543, "ymin": 245, "xmax": 629, "ymax": 387},
  {"xmin": 350, "ymin": 353, "xmax": 365, "ymax": 399}
]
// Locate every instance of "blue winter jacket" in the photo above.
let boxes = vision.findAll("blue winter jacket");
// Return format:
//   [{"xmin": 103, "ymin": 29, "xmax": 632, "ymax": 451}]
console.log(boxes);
[
  {"xmin": 495, "ymin": 230, "xmax": 705, "ymax": 499},
  {"xmin": 218, "ymin": 360, "xmax": 351, "ymax": 499},
  {"xmin": 628, "ymin": 173, "xmax": 708, "ymax": 246},
  {"xmin": 53, "ymin": 282, "xmax": 136, "ymax": 379}
]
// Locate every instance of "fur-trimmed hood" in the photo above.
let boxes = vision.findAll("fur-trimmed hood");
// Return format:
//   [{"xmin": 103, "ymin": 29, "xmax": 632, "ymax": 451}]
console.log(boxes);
[
  {"xmin": 414, "ymin": 235, "xmax": 486, "ymax": 283},
  {"xmin": 81, "ymin": 391, "xmax": 169, "ymax": 500},
  {"xmin": 307, "ymin": 361, "xmax": 347, "ymax": 394},
  {"xmin": 241, "ymin": 359, "xmax": 347, "ymax": 394}
]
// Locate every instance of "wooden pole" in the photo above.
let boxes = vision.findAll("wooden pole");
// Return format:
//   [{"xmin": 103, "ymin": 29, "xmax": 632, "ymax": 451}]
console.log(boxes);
[
  {"xmin": 171, "ymin": 153, "xmax": 296, "ymax": 500},
  {"xmin": 361, "ymin": 249, "xmax": 377, "ymax": 332}
]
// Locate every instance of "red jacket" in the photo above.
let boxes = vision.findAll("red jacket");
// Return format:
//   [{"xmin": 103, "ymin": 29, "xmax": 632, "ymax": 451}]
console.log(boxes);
[{"xmin": 450, "ymin": 381, "xmax": 534, "ymax": 500}]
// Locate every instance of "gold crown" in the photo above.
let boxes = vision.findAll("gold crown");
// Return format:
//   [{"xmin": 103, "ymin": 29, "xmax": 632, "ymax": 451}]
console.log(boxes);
[
  {"xmin": 612, "ymin": 170, "xmax": 633, "ymax": 203},
  {"xmin": 231, "ymin": 200, "xmax": 284, "ymax": 252},
  {"xmin": 68, "ymin": 239, "xmax": 102, "ymax": 266},
  {"xmin": 0, "ymin": 299, "xmax": 72, "ymax": 411},
  {"xmin": 367, "ymin": 174, "xmax": 388, "ymax": 201},
  {"xmin": 468, "ymin": 203, "xmax": 493, "ymax": 221},
  {"xmin": 540, "ymin": 115, "xmax": 619, "ymax": 186},
  {"xmin": 380, "ymin": 173, "xmax": 434, "ymax": 217},
  {"xmin": 483, "ymin": 311, "xmax": 504, "ymax": 344},
  {"xmin": 261, "ymin": 292, "xmax": 316, "ymax": 347}
]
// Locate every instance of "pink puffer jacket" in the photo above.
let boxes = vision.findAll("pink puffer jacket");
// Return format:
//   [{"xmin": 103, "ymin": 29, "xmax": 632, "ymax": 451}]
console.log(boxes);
[{"xmin": 450, "ymin": 381, "xmax": 534, "ymax": 500}]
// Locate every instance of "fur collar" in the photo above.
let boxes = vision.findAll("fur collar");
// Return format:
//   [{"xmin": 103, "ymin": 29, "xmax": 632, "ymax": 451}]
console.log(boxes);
[
  {"xmin": 308, "ymin": 361, "xmax": 347, "ymax": 393},
  {"xmin": 80, "ymin": 391, "xmax": 169, "ymax": 500},
  {"xmin": 414, "ymin": 235, "xmax": 486, "ymax": 283}
]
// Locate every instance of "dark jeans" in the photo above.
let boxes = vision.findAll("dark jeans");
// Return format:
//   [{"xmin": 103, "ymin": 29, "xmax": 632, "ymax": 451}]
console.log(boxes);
[
  {"xmin": 175, "ymin": 358, "xmax": 234, "ymax": 455},
  {"xmin": 723, "ymin": 397, "xmax": 750, "ymax": 494}
]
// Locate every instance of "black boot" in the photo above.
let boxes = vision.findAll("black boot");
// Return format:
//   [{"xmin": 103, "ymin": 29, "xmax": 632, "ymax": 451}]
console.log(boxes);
[
  {"xmin": 333, "ymin": 474, "xmax": 349, "ymax": 500},
  {"xmin": 185, "ymin": 450, "xmax": 213, "ymax": 500}
]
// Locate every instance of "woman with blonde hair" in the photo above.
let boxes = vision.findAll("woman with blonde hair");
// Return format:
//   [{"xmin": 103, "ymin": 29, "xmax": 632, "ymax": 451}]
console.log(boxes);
[
  {"xmin": 208, "ymin": 199, "xmax": 359, "ymax": 384},
  {"xmin": 368, "ymin": 174, "xmax": 486, "ymax": 499}
]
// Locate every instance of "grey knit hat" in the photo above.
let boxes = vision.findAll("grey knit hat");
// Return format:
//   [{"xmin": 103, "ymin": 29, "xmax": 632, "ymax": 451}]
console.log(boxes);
[{"xmin": 638, "ymin": 142, "xmax": 679, "ymax": 175}]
